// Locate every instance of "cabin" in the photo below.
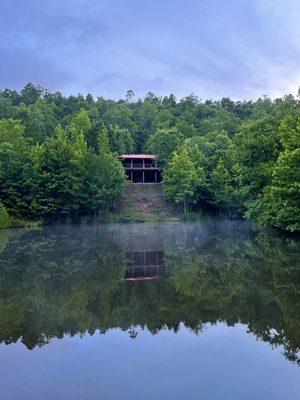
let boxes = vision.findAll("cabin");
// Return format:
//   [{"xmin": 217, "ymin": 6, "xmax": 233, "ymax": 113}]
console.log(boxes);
[{"xmin": 119, "ymin": 154, "xmax": 162, "ymax": 183}]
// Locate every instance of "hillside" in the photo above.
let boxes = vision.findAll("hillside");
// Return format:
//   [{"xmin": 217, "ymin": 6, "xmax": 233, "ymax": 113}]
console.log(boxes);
[{"xmin": 115, "ymin": 183, "xmax": 179, "ymax": 222}]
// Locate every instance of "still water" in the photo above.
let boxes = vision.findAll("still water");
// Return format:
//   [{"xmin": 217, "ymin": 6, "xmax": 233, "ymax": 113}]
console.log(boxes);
[{"xmin": 0, "ymin": 220, "xmax": 299, "ymax": 399}]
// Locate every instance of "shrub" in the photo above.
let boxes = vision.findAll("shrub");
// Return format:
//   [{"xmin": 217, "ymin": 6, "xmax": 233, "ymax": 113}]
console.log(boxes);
[{"xmin": 0, "ymin": 202, "xmax": 10, "ymax": 228}]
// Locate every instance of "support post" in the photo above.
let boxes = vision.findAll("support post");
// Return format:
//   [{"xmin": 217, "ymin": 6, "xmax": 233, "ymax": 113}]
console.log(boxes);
[
  {"xmin": 142, "ymin": 171, "xmax": 145, "ymax": 183},
  {"xmin": 155, "ymin": 171, "xmax": 157, "ymax": 183}
]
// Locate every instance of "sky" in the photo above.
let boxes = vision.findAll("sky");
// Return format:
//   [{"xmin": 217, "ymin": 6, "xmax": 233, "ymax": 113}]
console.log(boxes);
[{"xmin": 0, "ymin": 0, "xmax": 300, "ymax": 100}]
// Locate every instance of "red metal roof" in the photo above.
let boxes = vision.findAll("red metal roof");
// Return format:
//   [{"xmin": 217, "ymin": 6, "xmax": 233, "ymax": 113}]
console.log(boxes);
[{"xmin": 119, "ymin": 154, "xmax": 157, "ymax": 159}]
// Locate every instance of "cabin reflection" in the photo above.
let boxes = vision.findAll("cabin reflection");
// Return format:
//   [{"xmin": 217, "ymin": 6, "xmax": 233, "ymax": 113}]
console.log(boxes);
[{"xmin": 125, "ymin": 250, "xmax": 165, "ymax": 281}]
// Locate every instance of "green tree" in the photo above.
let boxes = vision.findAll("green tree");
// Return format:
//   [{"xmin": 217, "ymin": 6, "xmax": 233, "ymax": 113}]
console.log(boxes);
[
  {"xmin": 107, "ymin": 125, "xmax": 135, "ymax": 154},
  {"xmin": 23, "ymin": 125, "xmax": 86, "ymax": 217},
  {"xmin": 133, "ymin": 100, "xmax": 158, "ymax": 151},
  {"xmin": 0, "ymin": 119, "xmax": 30, "ymax": 216},
  {"xmin": 253, "ymin": 114, "xmax": 300, "ymax": 232},
  {"xmin": 20, "ymin": 83, "xmax": 44, "ymax": 105},
  {"xmin": 125, "ymin": 89, "xmax": 135, "ymax": 104},
  {"xmin": 234, "ymin": 116, "xmax": 281, "ymax": 207},
  {"xmin": 0, "ymin": 203, "xmax": 10, "ymax": 228},
  {"xmin": 210, "ymin": 159, "xmax": 241, "ymax": 215},
  {"xmin": 145, "ymin": 127, "xmax": 183, "ymax": 167},
  {"xmin": 175, "ymin": 120, "xmax": 198, "ymax": 138},
  {"xmin": 184, "ymin": 131, "xmax": 237, "ymax": 213},
  {"xmin": 0, "ymin": 96, "xmax": 15, "ymax": 119},
  {"xmin": 92, "ymin": 127, "xmax": 126, "ymax": 211},
  {"xmin": 68, "ymin": 108, "xmax": 92, "ymax": 138},
  {"xmin": 20, "ymin": 99, "xmax": 58, "ymax": 143},
  {"xmin": 164, "ymin": 145, "xmax": 204, "ymax": 213},
  {"xmin": 0, "ymin": 118, "xmax": 26, "ymax": 146}
]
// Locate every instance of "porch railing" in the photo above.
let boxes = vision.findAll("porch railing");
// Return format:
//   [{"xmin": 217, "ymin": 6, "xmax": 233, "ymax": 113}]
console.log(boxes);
[{"xmin": 122, "ymin": 163, "xmax": 159, "ymax": 169}]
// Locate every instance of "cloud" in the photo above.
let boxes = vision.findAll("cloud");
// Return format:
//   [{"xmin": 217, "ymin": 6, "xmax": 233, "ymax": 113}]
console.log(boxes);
[
  {"xmin": 0, "ymin": 48, "xmax": 74, "ymax": 91},
  {"xmin": 0, "ymin": 0, "xmax": 299, "ymax": 99}
]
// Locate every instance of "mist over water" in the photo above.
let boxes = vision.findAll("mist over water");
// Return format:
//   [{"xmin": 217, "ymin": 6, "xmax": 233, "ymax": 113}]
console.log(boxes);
[{"xmin": 0, "ymin": 220, "xmax": 299, "ymax": 399}]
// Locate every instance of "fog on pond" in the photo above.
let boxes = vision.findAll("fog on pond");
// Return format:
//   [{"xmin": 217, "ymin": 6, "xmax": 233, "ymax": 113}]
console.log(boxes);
[{"xmin": 0, "ymin": 220, "xmax": 299, "ymax": 399}]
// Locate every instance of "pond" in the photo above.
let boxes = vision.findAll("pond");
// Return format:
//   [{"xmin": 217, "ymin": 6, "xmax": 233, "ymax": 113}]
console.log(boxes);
[{"xmin": 0, "ymin": 220, "xmax": 299, "ymax": 399}]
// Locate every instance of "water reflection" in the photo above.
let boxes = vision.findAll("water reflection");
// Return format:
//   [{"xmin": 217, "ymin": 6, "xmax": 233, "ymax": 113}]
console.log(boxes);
[
  {"xmin": 125, "ymin": 251, "xmax": 165, "ymax": 280},
  {"xmin": 0, "ymin": 221, "xmax": 299, "ymax": 365}
]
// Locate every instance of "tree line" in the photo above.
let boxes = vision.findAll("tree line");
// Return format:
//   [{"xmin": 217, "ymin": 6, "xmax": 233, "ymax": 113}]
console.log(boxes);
[{"xmin": 0, "ymin": 83, "xmax": 299, "ymax": 231}]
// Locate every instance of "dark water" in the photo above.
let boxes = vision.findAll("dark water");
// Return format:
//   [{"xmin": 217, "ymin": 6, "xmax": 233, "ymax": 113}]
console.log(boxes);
[{"xmin": 0, "ymin": 220, "xmax": 299, "ymax": 400}]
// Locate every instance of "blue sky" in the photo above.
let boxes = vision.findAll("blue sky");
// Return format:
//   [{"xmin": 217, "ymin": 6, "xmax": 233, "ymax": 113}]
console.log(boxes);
[{"xmin": 0, "ymin": 0, "xmax": 299, "ymax": 100}]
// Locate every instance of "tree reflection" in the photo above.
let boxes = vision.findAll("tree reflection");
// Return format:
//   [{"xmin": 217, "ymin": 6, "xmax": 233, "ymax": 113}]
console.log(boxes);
[{"xmin": 0, "ymin": 221, "xmax": 299, "ymax": 365}]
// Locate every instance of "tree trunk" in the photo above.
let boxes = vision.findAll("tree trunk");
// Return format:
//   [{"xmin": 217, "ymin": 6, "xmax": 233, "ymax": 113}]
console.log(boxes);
[{"xmin": 183, "ymin": 194, "xmax": 187, "ymax": 214}]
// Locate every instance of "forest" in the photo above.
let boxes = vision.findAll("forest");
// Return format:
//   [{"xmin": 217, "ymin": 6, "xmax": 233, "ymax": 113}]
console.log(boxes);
[{"xmin": 0, "ymin": 83, "xmax": 299, "ymax": 231}]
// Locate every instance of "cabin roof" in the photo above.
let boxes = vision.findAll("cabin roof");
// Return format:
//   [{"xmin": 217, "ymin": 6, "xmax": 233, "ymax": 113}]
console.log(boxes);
[{"xmin": 119, "ymin": 154, "xmax": 157, "ymax": 159}]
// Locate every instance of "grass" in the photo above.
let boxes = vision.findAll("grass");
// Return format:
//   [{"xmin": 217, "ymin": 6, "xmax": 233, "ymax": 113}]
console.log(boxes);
[
  {"xmin": 113, "ymin": 183, "xmax": 180, "ymax": 223},
  {"xmin": 179, "ymin": 211, "xmax": 204, "ymax": 221},
  {"xmin": 0, "ymin": 218, "xmax": 42, "ymax": 230}
]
